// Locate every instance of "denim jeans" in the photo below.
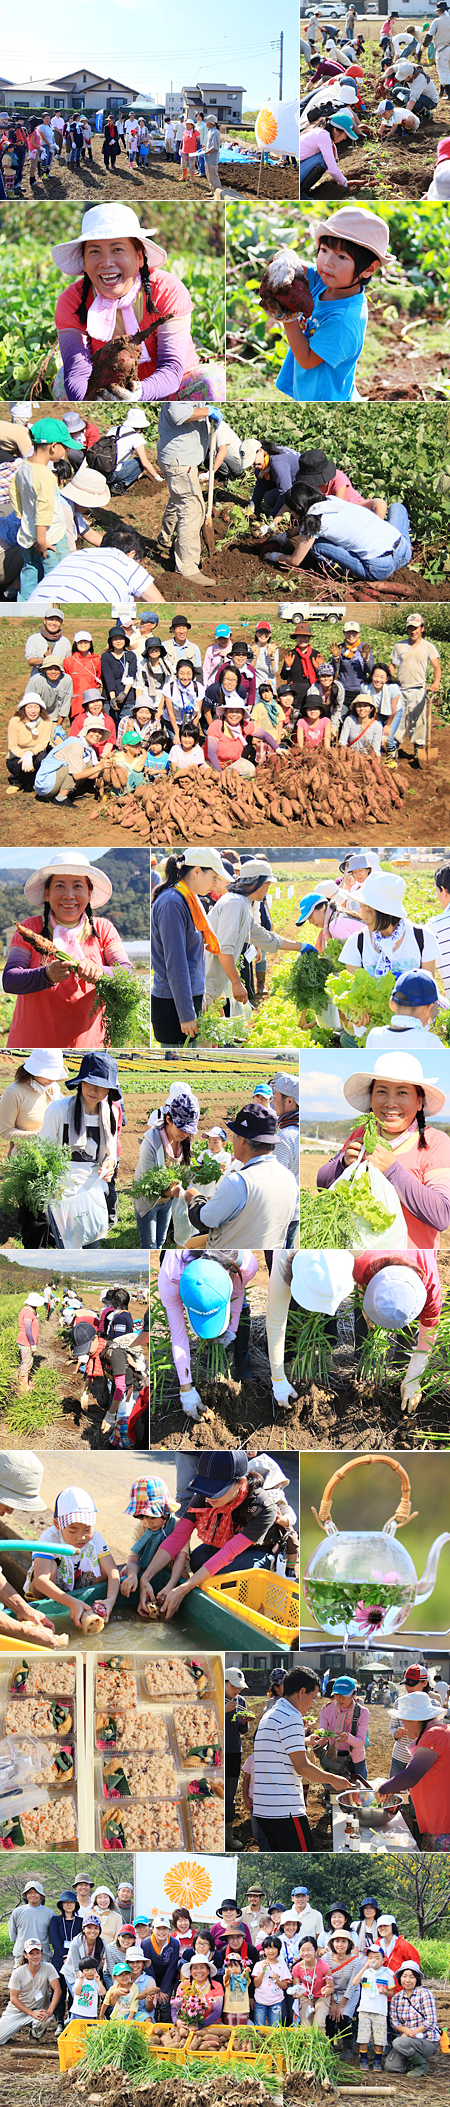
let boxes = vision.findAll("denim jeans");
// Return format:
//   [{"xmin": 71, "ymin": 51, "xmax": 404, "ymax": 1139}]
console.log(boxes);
[
  {"xmin": 384, "ymin": 703, "xmax": 404, "ymax": 750},
  {"xmin": 18, "ymin": 535, "xmax": 70, "ymax": 601},
  {"xmin": 254, "ymin": 2002, "xmax": 283, "ymax": 2027},
  {"xmin": 135, "ymin": 1199, "xmax": 173, "ymax": 1249},
  {"xmin": 300, "ymin": 151, "xmax": 326, "ymax": 194},
  {"xmin": 313, "ymin": 502, "xmax": 412, "ymax": 581}
]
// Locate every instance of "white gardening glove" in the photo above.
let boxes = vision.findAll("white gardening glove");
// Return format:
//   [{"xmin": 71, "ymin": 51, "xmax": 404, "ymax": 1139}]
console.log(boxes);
[
  {"xmin": 220, "ymin": 1326, "xmax": 236, "ymax": 1349},
  {"xmin": 180, "ymin": 1384, "xmax": 206, "ymax": 1421},
  {"xmin": 400, "ymin": 1351, "xmax": 429, "ymax": 1413},
  {"xmin": 21, "ymin": 753, "xmax": 34, "ymax": 771},
  {"xmin": 272, "ymin": 1376, "xmax": 298, "ymax": 1408}
]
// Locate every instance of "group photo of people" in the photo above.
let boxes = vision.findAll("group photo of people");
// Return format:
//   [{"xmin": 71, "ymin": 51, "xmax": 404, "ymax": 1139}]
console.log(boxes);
[
  {"xmin": 225, "ymin": 1649, "xmax": 450, "ymax": 1856},
  {"xmin": 300, "ymin": 5, "xmax": 450, "ymax": 200}
]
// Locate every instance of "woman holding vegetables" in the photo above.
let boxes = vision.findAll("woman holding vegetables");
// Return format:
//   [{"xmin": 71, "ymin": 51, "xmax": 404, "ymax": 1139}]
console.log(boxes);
[
  {"xmin": 4, "ymin": 850, "xmax": 133, "ymax": 1050},
  {"xmin": 151, "ymin": 849, "xmax": 247, "ymax": 1046},
  {"xmin": 338, "ymin": 870, "xmax": 441, "ymax": 981},
  {"xmin": 317, "ymin": 1051, "xmax": 450, "ymax": 1266},
  {"xmin": 133, "ymin": 1082, "xmax": 200, "ymax": 1250},
  {"xmin": 38, "ymin": 1051, "xmax": 123, "ymax": 1248},
  {"xmin": 158, "ymin": 1249, "xmax": 259, "ymax": 1421}
]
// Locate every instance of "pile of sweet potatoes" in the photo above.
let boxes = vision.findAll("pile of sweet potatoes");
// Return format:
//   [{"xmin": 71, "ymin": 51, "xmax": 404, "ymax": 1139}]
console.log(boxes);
[{"xmin": 101, "ymin": 747, "xmax": 409, "ymax": 841}]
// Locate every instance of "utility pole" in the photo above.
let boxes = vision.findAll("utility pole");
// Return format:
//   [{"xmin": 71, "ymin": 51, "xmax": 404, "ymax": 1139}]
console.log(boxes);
[{"xmin": 271, "ymin": 33, "xmax": 284, "ymax": 98}]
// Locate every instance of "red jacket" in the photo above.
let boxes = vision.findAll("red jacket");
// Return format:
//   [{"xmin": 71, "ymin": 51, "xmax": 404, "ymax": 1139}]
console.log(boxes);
[{"xmin": 64, "ymin": 652, "xmax": 102, "ymax": 712}]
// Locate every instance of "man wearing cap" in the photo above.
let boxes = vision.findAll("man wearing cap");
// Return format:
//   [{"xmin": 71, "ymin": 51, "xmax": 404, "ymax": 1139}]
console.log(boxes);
[
  {"xmin": 37, "ymin": 603, "xmax": 71, "ymax": 657},
  {"xmin": 389, "ymin": 613, "xmax": 441, "ymax": 759},
  {"xmin": 9, "ymin": 1882, "xmax": 55, "ymax": 1963},
  {"xmin": 244, "ymin": 1883, "xmax": 267, "ymax": 1938},
  {"xmin": 156, "ymin": 404, "xmax": 214, "ymax": 588},
  {"xmin": 365, "ymin": 970, "xmax": 442, "ymax": 1049},
  {"xmin": 0, "ymin": 1939, "xmax": 61, "ymax": 2044},
  {"xmin": 8, "ymin": 420, "xmax": 81, "ymax": 603},
  {"xmin": 387, "ymin": 1963, "xmax": 441, "ymax": 2074},
  {"xmin": 165, "ymin": 614, "xmax": 202, "ymax": 673},
  {"xmin": 291, "ymin": 1887, "xmax": 326, "ymax": 1945},
  {"xmin": 186, "ymin": 1100, "xmax": 298, "ymax": 1249}
]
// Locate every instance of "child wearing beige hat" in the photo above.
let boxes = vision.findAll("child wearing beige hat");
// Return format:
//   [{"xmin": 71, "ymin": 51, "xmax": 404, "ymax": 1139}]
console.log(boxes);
[{"xmin": 275, "ymin": 207, "xmax": 390, "ymax": 404}]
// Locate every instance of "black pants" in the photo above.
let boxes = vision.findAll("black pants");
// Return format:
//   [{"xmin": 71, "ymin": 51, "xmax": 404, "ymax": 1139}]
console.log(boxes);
[
  {"xmin": 253, "ymin": 1812, "xmax": 312, "ymax": 1851},
  {"xmin": 7, "ymin": 745, "xmax": 51, "ymax": 789},
  {"xmin": 225, "ymin": 1758, "xmax": 241, "ymax": 1824},
  {"xmin": 151, "ymin": 991, "xmax": 203, "ymax": 1046}
]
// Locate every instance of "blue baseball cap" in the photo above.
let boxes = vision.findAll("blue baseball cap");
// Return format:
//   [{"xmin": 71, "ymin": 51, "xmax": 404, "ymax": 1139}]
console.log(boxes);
[
  {"xmin": 363, "ymin": 1265, "xmax": 427, "ymax": 1331},
  {"xmin": 296, "ymin": 893, "xmax": 325, "ymax": 926},
  {"xmin": 179, "ymin": 1259, "xmax": 232, "ymax": 1341},
  {"xmin": 393, "ymin": 971, "xmax": 440, "ymax": 1009},
  {"xmin": 214, "ymin": 624, "xmax": 231, "ymax": 638},
  {"xmin": 332, "ymin": 1676, "xmax": 357, "ymax": 1695},
  {"xmin": 252, "ymin": 1083, "xmax": 273, "ymax": 1100}
]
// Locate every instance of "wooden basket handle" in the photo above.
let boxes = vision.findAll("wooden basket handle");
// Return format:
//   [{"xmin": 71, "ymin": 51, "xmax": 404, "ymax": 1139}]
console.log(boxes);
[{"xmin": 311, "ymin": 1454, "xmax": 418, "ymax": 1532}]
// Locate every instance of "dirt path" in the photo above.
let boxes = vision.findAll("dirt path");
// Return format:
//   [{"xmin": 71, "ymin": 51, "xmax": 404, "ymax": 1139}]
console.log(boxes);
[{"xmin": 14, "ymin": 145, "xmax": 298, "ymax": 204}]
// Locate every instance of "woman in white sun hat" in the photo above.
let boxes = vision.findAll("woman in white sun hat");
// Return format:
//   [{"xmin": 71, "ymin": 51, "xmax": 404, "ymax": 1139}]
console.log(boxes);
[
  {"xmin": 377, "ymin": 1689, "xmax": 450, "ymax": 1848},
  {"xmin": 338, "ymin": 869, "xmax": 441, "ymax": 980},
  {"xmin": 266, "ymin": 1249, "xmax": 354, "ymax": 1409},
  {"xmin": 3, "ymin": 849, "xmax": 132, "ymax": 1050},
  {"xmin": 318, "ymin": 1050, "xmax": 450, "ymax": 1261},
  {"xmin": 51, "ymin": 204, "xmax": 224, "ymax": 405},
  {"xmin": 0, "ymin": 1049, "xmax": 67, "ymax": 1147}
]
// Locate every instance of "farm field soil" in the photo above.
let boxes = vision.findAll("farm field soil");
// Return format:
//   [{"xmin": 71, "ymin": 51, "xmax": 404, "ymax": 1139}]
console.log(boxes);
[
  {"xmin": 300, "ymin": 23, "xmax": 450, "ymax": 199},
  {"xmin": 1, "ymin": 2068, "xmax": 450, "ymax": 2107},
  {"xmin": 0, "ymin": 1290, "xmax": 146, "ymax": 1450},
  {"xmin": 17, "ymin": 147, "xmax": 298, "ymax": 203},
  {"xmin": 151, "ymin": 1254, "xmax": 297, "ymax": 1450}
]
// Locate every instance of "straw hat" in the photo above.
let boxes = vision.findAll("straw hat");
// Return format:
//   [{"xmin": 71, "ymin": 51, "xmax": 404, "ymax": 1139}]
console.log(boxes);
[
  {"xmin": 51, "ymin": 204, "xmax": 167, "ymax": 276},
  {"xmin": 0, "ymin": 1452, "xmax": 46, "ymax": 1511},
  {"xmin": 343, "ymin": 1051, "xmax": 445, "ymax": 1118},
  {"xmin": 24, "ymin": 848, "xmax": 112, "ymax": 912},
  {"xmin": 313, "ymin": 206, "xmax": 390, "ymax": 262}
]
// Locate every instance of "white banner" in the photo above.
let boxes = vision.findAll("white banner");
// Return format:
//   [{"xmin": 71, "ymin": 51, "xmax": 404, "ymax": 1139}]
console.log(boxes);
[
  {"xmin": 255, "ymin": 99, "xmax": 299, "ymax": 156},
  {"xmin": 135, "ymin": 1853, "xmax": 236, "ymax": 1921}
]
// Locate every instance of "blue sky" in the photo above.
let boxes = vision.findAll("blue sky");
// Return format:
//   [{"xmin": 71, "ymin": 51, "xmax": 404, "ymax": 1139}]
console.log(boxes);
[
  {"xmin": 0, "ymin": 848, "xmax": 110, "ymax": 869},
  {"xmin": 2, "ymin": 1, "xmax": 297, "ymax": 106},
  {"xmin": 301, "ymin": 1049, "xmax": 450, "ymax": 1123}
]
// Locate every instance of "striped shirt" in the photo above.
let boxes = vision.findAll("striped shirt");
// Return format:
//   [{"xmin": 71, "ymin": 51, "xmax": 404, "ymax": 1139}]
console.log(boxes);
[
  {"xmin": 425, "ymin": 907, "xmax": 450, "ymax": 996},
  {"xmin": 26, "ymin": 552, "xmax": 155, "ymax": 607},
  {"xmin": 253, "ymin": 1697, "xmax": 306, "ymax": 1818},
  {"xmin": 391, "ymin": 1987, "xmax": 440, "ymax": 2040}
]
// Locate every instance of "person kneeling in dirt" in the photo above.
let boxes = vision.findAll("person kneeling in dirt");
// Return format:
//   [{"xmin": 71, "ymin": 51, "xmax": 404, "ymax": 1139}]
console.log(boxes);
[
  {"xmin": 353, "ymin": 1253, "xmax": 440, "ymax": 1414},
  {"xmin": 158, "ymin": 1248, "xmax": 259, "ymax": 1422},
  {"xmin": 0, "ymin": 1938, "xmax": 61, "ymax": 2046},
  {"xmin": 284, "ymin": 490, "xmax": 412, "ymax": 582},
  {"xmin": 386, "ymin": 1962, "xmax": 441, "ymax": 2074}
]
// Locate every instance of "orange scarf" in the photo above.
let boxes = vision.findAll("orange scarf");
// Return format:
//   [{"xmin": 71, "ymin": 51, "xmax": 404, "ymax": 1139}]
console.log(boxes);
[
  {"xmin": 189, "ymin": 1479, "xmax": 249, "ymax": 1548},
  {"xmin": 176, "ymin": 881, "xmax": 221, "ymax": 955}
]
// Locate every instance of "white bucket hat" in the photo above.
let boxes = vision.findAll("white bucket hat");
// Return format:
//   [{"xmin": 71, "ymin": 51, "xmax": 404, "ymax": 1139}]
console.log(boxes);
[
  {"xmin": 397, "ymin": 1691, "xmax": 437, "ymax": 1721},
  {"xmin": 343, "ymin": 1052, "xmax": 445, "ymax": 1118},
  {"xmin": 24, "ymin": 849, "xmax": 112, "ymax": 912},
  {"xmin": 64, "ymin": 467, "xmax": 111, "ymax": 509},
  {"xmin": 292, "ymin": 1251, "xmax": 354, "ymax": 1314},
  {"xmin": 183, "ymin": 847, "xmax": 229, "ymax": 880},
  {"xmin": 362, "ymin": 1266, "xmax": 427, "ymax": 1330},
  {"xmin": 55, "ymin": 1486, "xmax": 97, "ymax": 1527},
  {"xmin": 25, "ymin": 1293, "xmax": 46, "ymax": 1309},
  {"xmin": 119, "ymin": 409, "xmax": 148, "ymax": 433},
  {"xmin": 51, "ymin": 204, "xmax": 167, "ymax": 276},
  {"xmin": 63, "ymin": 412, "xmax": 86, "ymax": 435},
  {"xmin": 23, "ymin": 1050, "xmax": 68, "ymax": 1081},
  {"xmin": 239, "ymin": 858, "xmax": 274, "ymax": 884},
  {"xmin": 0, "ymin": 1452, "xmax": 45, "ymax": 1511},
  {"xmin": 16, "ymin": 688, "xmax": 49, "ymax": 716},
  {"xmin": 11, "ymin": 402, "xmax": 33, "ymax": 423},
  {"xmin": 358, "ymin": 871, "xmax": 406, "ymax": 918}
]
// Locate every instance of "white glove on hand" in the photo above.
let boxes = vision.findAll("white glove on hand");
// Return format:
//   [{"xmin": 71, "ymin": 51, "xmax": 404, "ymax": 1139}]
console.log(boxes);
[
  {"xmin": 272, "ymin": 1377, "xmax": 298, "ymax": 1408},
  {"xmin": 400, "ymin": 1351, "xmax": 429, "ymax": 1413},
  {"xmin": 180, "ymin": 1385, "xmax": 206, "ymax": 1421}
]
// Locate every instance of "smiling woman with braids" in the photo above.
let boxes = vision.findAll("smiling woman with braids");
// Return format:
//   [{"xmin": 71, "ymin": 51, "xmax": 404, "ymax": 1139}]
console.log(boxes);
[
  {"xmin": 318, "ymin": 1053, "xmax": 450, "ymax": 1280},
  {"xmin": 51, "ymin": 204, "xmax": 224, "ymax": 404}
]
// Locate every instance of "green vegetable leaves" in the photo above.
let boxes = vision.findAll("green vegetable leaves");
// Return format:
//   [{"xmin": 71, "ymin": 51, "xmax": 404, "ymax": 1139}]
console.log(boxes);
[
  {"xmin": 325, "ymin": 966, "xmax": 396, "ymax": 1033},
  {"xmin": 300, "ymin": 1174, "xmax": 396, "ymax": 1250},
  {"xmin": 0, "ymin": 1139, "xmax": 71, "ymax": 1218}
]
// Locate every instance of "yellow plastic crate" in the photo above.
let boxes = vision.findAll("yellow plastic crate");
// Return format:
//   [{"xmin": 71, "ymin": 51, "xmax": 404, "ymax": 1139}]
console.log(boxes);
[
  {"xmin": 58, "ymin": 2018, "xmax": 96, "ymax": 2070},
  {"xmin": 200, "ymin": 1567, "xmax": 299, "ymax": 1646}
]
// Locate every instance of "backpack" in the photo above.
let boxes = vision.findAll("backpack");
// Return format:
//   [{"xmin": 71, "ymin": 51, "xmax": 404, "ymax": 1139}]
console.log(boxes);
[
  {"xmin": 86, "ymin": 431, "xmax": 118, "ymax": 478},
  {"xmin": 357, "ymin": 927, "xmax": 424, "ymax": 963}
]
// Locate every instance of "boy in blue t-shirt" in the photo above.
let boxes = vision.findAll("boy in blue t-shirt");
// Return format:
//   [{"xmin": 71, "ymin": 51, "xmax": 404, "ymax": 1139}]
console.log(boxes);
[{"xmin": 276, "ymin": 206, "xmax": 390, "ymax": 404}]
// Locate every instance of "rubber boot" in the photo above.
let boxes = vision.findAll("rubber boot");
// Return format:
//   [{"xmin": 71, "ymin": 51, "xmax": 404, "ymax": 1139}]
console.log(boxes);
[
  {"xmin": 359, "ymin": 2053, "xmax": 369, "ymax": 2071},
  {"xmin": 233, "ymin": 1301, "xmax": 252, "ymax": 1382},
  {"xmin": 373, "ymin": 2054, "xmax": 383, "ymax": 2072}
]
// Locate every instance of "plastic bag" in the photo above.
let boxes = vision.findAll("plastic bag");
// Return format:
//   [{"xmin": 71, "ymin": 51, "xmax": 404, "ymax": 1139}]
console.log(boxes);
[
  {"xmin": 339, "ymin": 1151, "xmax": 408, "ymax": 1251},
  {"xmin": 48, "ymin": 1164, "xmax": 109, "ymax": 1247}
]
